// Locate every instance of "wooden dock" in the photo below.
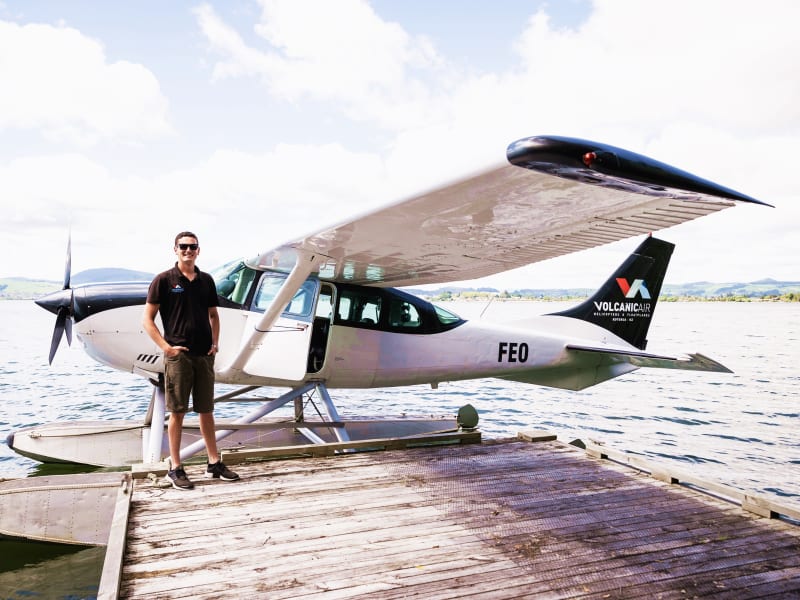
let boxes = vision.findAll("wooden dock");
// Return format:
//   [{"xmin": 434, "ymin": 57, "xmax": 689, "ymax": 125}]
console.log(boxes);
[{"xmin": 106, "ymin": 435, "xmax": 800, "ymax": 599}]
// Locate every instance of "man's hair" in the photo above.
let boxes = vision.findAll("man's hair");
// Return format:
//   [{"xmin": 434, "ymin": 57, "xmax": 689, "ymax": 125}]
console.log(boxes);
[{"xmin": 174, "ymin": 231, "xmax": 199, "ymax": 246}]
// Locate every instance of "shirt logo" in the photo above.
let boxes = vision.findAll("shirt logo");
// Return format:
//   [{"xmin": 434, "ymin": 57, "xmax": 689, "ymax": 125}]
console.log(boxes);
[{"xmin": 171, "ymin": 284, "xmax": 184, "ymax": 293}]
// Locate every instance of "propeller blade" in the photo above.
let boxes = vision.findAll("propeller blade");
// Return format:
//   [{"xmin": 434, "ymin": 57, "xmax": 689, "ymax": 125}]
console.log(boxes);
[
  {"xmin": 41, "ymin": 232, "xmax": 74, "ymax": 364},
  {"xmin": 49, "ymin": 307, "xmax": 68, "ymax": 365},
  {"xmin": 64, "ymin": 233, "xmax": 72, "ymax": 289},
  {"xmin": 65, "ymin": 315, "xmax": 73, "ymax": 347}
]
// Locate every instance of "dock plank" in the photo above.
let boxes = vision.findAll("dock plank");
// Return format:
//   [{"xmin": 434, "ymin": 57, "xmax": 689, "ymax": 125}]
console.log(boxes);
[{"xmin": 118, "ymin": 439, "xmax": 800, "ymax": 598}]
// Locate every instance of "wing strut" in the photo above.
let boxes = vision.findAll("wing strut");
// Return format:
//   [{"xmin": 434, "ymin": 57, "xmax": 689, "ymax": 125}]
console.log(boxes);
[{"xmin": 161, "ymin": 381, "xmax": 349, "ymax": 464}]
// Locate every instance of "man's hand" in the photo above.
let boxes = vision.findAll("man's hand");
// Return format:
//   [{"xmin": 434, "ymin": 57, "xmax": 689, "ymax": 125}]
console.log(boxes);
[{"xmin": 164, "ymin": 345, "xmax": 189, "ymax": 358}]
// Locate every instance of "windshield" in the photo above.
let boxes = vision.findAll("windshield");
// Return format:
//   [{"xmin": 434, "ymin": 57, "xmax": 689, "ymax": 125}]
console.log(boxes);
[{"xmin": 210, "ymin": 259, "xmax": 259, "ymax": 305}]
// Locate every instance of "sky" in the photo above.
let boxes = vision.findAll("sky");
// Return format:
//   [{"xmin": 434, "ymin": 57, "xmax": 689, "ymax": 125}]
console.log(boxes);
[{"xmin": 1, "ymin": 0, "xmax": 798, "ymax": 291}]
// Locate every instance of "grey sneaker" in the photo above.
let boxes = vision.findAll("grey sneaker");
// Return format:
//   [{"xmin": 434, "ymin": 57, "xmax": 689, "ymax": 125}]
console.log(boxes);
[
  {"xmin": 206, "ymin": 460, "xmax": 239, "ymax": 481},
  {"xmin": 165, "ymin": 466, "xmax": 194, "ymax": 490}
]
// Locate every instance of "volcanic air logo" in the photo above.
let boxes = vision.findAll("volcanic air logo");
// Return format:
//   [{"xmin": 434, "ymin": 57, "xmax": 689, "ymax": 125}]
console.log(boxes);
[
  {"xmin": 615, "ymin": 278, "xmax": 651, "ymax": 299},
  {"xmin": 593, "ymin": 278, "xmax": 652, "ymax": 318}
]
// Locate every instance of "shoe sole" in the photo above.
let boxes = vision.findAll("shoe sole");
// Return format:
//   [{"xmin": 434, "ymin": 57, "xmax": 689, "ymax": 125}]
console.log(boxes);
[
  {"xmin": 164, "ymin": 476, "xmax": 194, "ymax": 490},
  {"xmin": 205, "ymin": 473, "xmax": 240, "ymax": 481}
]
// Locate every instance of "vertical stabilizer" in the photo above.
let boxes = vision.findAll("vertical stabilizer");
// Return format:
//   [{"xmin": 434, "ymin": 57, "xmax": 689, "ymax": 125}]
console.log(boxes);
[{"xmin": 549, "ymin": 236, "xmax": 674, "ymax": 349}]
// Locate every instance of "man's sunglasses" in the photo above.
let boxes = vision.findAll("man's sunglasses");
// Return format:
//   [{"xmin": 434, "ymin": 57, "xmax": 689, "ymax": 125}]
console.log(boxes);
[{"xmin": 177, "ymin": 243, "xmax": 199, "ymax": 251}]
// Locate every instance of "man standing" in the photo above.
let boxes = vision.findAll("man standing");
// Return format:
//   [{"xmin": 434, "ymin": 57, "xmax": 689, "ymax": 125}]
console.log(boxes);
[{"xmin": 143, "ymin": 231, "xmax": 239, "ymax": 490}]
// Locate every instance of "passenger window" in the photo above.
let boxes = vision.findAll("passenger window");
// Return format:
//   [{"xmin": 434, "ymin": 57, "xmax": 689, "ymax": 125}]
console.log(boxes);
[
  {"xmin": 337, "ymin": 296, "xmax": 352, "ymax": 322},
  {"xmin": 336, "ymin": 290, "xmax": 382, "ymax": 326},
  {"xmin": 317, "ymin": 286, "xmax": 333, "ymax": 318},
  {"xmin": 389, "ymin": 299, "xmax": 421, "ymax": 329}
]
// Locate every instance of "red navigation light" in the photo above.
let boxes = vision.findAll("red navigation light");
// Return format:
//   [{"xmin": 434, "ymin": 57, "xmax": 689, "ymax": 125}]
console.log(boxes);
[{"xmin": 582, "ymin": 151, "xmax": 596, "ymax": 167}]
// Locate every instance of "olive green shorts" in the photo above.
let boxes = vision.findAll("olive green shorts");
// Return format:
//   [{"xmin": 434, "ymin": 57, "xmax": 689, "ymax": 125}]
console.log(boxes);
[{"xmin": 164, "ymin": 353, "xmax": 215, "ymax": 414}]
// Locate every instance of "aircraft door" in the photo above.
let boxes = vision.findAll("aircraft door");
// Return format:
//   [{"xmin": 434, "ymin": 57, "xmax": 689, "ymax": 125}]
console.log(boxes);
[
  {"xmin": 308, "ymin": 284, "xmax": 334, "ymax": 373},
  {"xmin": 241, "ymin": 273, "xmax": 320, "ymax": 381}
]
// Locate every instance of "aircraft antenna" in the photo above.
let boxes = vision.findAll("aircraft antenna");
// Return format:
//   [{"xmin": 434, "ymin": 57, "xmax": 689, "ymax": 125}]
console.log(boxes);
[{"xmin": 479, "ymin": 296, "xmax": 495, "ymax": 319}]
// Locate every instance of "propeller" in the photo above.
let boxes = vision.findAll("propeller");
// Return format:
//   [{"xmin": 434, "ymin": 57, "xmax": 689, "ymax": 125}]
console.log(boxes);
[{"xmin": 35, "ymin": 234, "xmax": 74, "ymax": 364}]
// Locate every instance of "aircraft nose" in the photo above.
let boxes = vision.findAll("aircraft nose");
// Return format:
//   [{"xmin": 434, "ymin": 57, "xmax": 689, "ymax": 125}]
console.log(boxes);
[{"xmin": 35, "ymin": 288, "xmax": 73, "ymax": 316}]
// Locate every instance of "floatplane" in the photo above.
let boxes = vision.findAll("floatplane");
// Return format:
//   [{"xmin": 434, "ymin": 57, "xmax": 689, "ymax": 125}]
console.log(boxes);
[{"xmin": 8, "ymin": 135, "xmax": 768, "ymax": 470}]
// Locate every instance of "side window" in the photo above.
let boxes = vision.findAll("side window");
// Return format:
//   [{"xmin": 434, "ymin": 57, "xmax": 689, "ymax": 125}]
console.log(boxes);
[
  {"xmin": 254, "ymin": 273, "xmax": 286, "ymax": 311},
  {"xmin": 284, "ymin": 279, "xmax": 317, "ymax": 318},
  {"xmin": 389, "ymin": 299, "xmax": 421, "ymax": 329},
  {"xmin": 337, "ymin": 295, "xmax": 353, "ymax": 322},
  {"xmin": 253, "ymin": 273, "xmax": 318, "ymax": 319},
  {"xmin": 336, "ymin": 289, "xmax": 382, "ymax": 326}
]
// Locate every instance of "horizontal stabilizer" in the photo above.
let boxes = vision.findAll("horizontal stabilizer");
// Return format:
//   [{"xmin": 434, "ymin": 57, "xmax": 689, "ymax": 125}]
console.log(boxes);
[{"xmin": 567, "ymin": 344, "xmax": 733, "ymax": 373}]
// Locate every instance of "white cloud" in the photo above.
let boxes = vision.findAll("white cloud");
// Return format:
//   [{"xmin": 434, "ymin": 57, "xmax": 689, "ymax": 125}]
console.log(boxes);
[
  {"xmin": 0, "ymin": 19, "xmax": 172, "ymax": 145},
  {"xmin": 0, "ymin": 143, "xmax": 388, "ymax": 280},
  {"xmin": 194, "ymin": 0, "xmax": 447, "ymax": 129},
  {"xmin": 1, "ymin": 0, "xmax": 798, "ymax": 289}
]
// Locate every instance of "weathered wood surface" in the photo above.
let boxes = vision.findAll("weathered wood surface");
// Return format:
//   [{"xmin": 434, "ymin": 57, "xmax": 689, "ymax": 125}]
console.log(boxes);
[{"xmin": 119, "ymin": 439, "xmax": 800, "ymax": 599}]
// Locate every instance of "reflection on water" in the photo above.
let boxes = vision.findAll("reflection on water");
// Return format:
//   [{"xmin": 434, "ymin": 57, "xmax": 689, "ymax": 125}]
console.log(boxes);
[
  {"xmin": 0, "ymin": 541, "xmax": 104, "ymax": 598},
  {"xmin": 1, "ymin": 299, "xmax": 799, "ymax": 597}
]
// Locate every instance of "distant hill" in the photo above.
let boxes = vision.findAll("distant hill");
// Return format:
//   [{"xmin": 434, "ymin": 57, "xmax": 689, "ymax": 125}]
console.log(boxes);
[
  {"xmin": 0, "ymin": 278, "xmax": 63, "ymax": 300},
  {"xmin": 71, "ymin": 268, "xmax": 153, "ymax": 285},
  {"xmin": 661, "ymin": 279, "xmax": 800, "ymax": 299},
  {"xmin": 1, "ymin": 268, "xmax": 154, "ymax": 299},
  {"xmin": 3, "ymin": 271, "xmax": 799, "ymax": 301},
  {"xmin": 409, "ymin": 279, "xmax": 800, "ymax": 301}
]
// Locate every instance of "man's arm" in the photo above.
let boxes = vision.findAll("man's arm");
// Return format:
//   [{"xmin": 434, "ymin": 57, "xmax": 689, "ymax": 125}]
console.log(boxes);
[
  {"xmin": 143, "ymin": 302, "xmax": 187, "ymax": 357},
  {"xmin": 208, "ymin": 306, "xmax": 220, "ymax": 355}
]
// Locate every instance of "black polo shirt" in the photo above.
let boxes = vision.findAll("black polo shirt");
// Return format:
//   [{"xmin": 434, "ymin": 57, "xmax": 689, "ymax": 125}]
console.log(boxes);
[{"xmin": 146, "ymin": 264, "xmax": 219, "ymax": 356}]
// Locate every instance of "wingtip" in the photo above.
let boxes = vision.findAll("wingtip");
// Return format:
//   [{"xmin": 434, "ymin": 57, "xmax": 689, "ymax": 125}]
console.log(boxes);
[{"xmin": 507, "ymin": 135, "xmax": 772, "ymax": 207}]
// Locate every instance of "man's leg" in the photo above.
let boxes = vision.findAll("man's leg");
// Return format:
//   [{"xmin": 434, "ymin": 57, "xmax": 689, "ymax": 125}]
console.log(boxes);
[
  {"xmin": 163, "ymin": 354, "xmax": 195, "ymax": 489},
  {"xmin": 199, "ymin": 411, "xmax": 239, "ymax": 480},
  {"xmin": 168, "ymin": 411, "xmax": 185, "ymax": 468},
  {"xmin": 198, "ymin": 411, "xmax": 219, "ymax": 464},
  {"xmin": 193, "ymin": 354, "xmax": 239, "ymax": 481}
]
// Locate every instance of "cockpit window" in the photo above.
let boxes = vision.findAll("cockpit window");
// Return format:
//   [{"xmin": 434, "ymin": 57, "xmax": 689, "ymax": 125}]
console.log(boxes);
[
  {"xmin": 285, "ymin": 279, "xmax": 317, "ymax": 317},
  {"xmin": 254, "ymin": 273, "xmax": 285, "ymax": 311}
]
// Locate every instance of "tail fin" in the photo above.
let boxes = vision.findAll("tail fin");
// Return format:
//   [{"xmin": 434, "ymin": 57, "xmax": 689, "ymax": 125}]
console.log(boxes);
[{"xmin": 549, "ymin": 236, "xmax": 674, "ymax": 350}]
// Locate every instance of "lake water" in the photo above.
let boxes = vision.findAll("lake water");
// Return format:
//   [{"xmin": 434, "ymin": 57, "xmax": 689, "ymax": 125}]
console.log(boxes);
[{"xmin": 1, "ymin": 298, "xmax": 799, "ymax": 597}]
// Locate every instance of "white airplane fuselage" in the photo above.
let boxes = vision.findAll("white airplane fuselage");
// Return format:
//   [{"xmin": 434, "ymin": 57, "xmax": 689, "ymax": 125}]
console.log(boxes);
[
  {"xmin": 70, "ymin": 275, "xmax": 641, "ymax": 395},
  {"xmin": 41, "ymin": 236, "xmax": 729, "ymax": 402}
]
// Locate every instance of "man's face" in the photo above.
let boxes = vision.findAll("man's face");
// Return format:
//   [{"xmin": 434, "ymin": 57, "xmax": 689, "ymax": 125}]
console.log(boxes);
[{"xmin": 174, "ymin": 236, "xmax": 200, "ymax": 263}]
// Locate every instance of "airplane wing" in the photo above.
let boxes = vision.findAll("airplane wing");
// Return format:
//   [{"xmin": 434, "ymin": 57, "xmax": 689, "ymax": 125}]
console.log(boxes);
[{"xmin": 253, "ymin": 135, "xmax": 768, "ymax": 287}]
